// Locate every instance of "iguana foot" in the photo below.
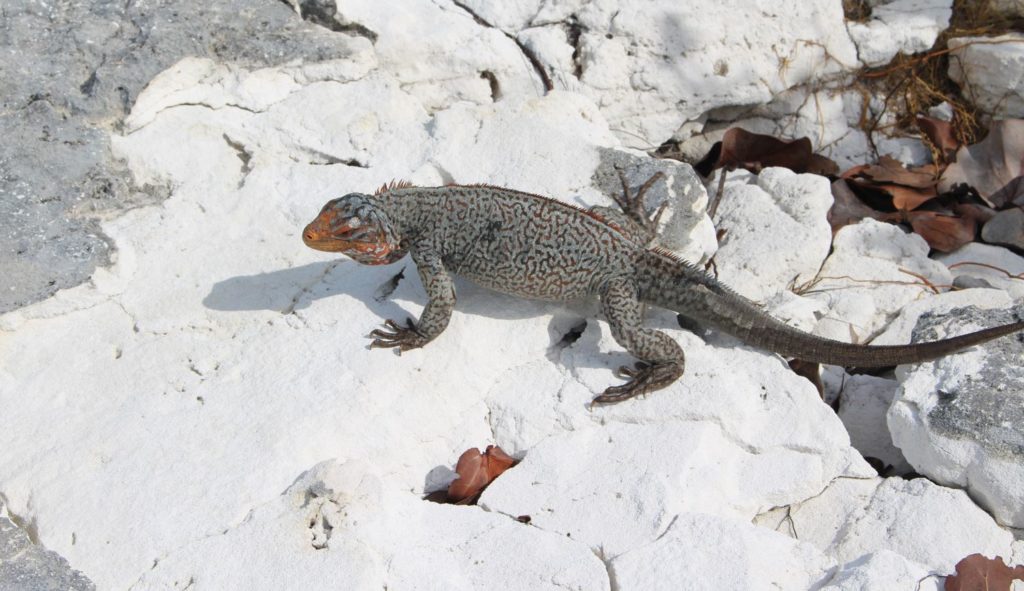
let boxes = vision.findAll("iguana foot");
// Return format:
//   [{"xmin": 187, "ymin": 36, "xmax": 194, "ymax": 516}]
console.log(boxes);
[
  {"xmin": 591, "ymin": 360, "xmax": 684, "ymax": 405},
  {"xmin": 614, "ymin": 169, "xmax": 668, "ymax": 233},
  {"xmin": 368, "ymin": 318, "xmax": 428, "ymax": 353}
]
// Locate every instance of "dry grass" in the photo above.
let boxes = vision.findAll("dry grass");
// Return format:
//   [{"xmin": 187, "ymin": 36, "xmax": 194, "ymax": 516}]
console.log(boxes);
[
  {"xmin": 853, "ymin": 0, "xmax": 1024, "ymax": 153},
  {"xmin": 843, "ymin": 0, "xmax": 872, "ymax": 23}
]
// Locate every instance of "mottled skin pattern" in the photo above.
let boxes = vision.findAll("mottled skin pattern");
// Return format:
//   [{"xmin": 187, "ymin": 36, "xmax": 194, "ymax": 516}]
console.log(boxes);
[{"xmin": 303, "ymin": 179, "xmax": 1024, "ymax": 405}]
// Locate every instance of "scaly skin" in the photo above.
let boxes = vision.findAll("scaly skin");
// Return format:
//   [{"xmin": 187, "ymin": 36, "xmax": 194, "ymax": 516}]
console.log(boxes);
[{"xmin": 303, "ymin": 178, "xmax": 1024, "ymax": 405}]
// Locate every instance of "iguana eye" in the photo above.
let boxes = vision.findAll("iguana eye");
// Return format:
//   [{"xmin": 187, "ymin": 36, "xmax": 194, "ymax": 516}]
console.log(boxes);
[{"xmin": 346, "ymin": 217, "xmax": 363, "ymax": 228}]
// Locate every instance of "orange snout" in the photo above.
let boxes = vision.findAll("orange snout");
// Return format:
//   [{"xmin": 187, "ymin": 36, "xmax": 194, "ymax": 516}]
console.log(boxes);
[{"xmin": 302, "ymin": 215, "xmax": 343, "ymax": 251}]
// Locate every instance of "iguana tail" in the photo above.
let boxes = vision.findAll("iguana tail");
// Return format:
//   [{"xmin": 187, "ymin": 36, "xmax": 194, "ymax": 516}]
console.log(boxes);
[{"xmin": 638, "ymin": 249, "xmax": 1024, "ymax": 367}]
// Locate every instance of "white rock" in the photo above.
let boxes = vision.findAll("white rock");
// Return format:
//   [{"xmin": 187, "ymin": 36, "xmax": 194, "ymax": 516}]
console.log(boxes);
[
  {"xmin": 712, "ymin": 168, "xmax": 834, "ymax": 302},
  {"xmin": 517, "ymin": 25, "xmax": 585, "ymax": 92},
  {"xmin": 870, "ymin": 287, "xmax": 1014, "ymax": 345},
  {"xmin": 822, "ymin": 368, "xmax": 911, "ymax": 474},
  {"xmin": 483, "ymin": 0, "xmax": 858, "ymax": 148},
  {"xmin": 949, "ymin": 34, "xmax": 1024, "ymax": 118},
  {"xmin": 334, "ymin": 0, "xmax": 545, "ymax": 112},
  {"xmin": 133, "ymin": 461, "xmax": 610, "ymax": 591},
  {"xmin": 124, "ymin": 48, "xmax": 377, "ymax": 132},
  {"xmin": 789, "ymin": 477, "xmax": 1014, "ymax": 573},
  {"xmin": 480, "ymin": 415, "xmax": 869, "ymax": 560},
  {"xmin": 938, "ymin": 239, "xmax": 1024, "ymax": 299},
  {"xmin": 426, "ymin": 91, "xmax": 617, "ymax": 194},
  {"xmin": 847, "ymin": 0, "xmax": 953, "ymax": 67},
  {"xmin": 886, "ymin": 301, "xmax": 1024, "ymax": 527},
  {"xmin": 762, "ymin": 290, "xmax": 828, "ymax": 334},
  {"xmin": 820, "ymin": 550, "xmax": 941, "ymax": 591},
  {"xmin": 807, "ymin": 219, "xmax": 953, "ymax": 343},
  {"xmin": 5, "ymin": 6, "xmax": 1019, "ymax": 589},
  {"xmin": 609, "ymin": 512, "xmax": 835, "ymax": 591}
]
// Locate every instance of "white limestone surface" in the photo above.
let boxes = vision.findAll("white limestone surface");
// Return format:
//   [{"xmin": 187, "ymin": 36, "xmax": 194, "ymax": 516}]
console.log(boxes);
[
  {"xmin": 822, "ymin": 368, "xmax": 911, "ymax": 474},
  {"xmin": 949, "ymin": 33, "xmax": 1024, "ymax": 118},
  {"xmin": 772, "ymin": 476, "xmax": 1015, "ymax": 575},
  {"xmin": 0, "ymin": 53, "xmax": 870, "ymax": 589},
  {"xmin": 437, "ymin": 0, "xmax": 858, "ymax": 148},
  {"xmin": 609, "ymin": 512, "xmax": 836, "ymax": 591},
  {"xmin": 938, "ymin": 240, "xmax": 1024, "ymax": 300},
  {"xmin": 847, "ymin": 0, "xmax": 953, "ymax": 67},
  {"xmin": 806, "ymin": 219, "xmax": 954, "ymax": 343},
  {"xmin": 131, "ymin": 461, "xmax": 610, "ymax": 590},
  {"xmin": 3, "ymin": 4, "xmax": 1024, "ymax": 589},
  {"xmin": 882, "ymin": 295, "xmax": 1024, "ymax": 528},
  {"xmin": 711, "ymin": 168, "xmax": 834, "ymax": 302},
  {"xmin": 819, "ymin": 550, "xmax": 940, "ymax": 591}
]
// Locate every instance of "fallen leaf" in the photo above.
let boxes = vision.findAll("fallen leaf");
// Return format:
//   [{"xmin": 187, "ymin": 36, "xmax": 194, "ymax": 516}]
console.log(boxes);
[
  {"xmin": 861, "ymin": 156, "xmax": 938, "ymax": 189},
  {"xmin": 945, "ymin": 553, "xmax": 1024, "ymax": 591},
  {"xmin": 906, "ymin": 211, "xmax": 977, "ymax": 253},
  {"xmin": 988, "ymin": 176, "xmax": 1024, "ymax": 208},
  {"xmin": 447, "ymin": 445, "xmax": 517, "ymax": 504},
  {"xmin": 939, "ymin": 119, "xmax": 1024, "ymax": 207},
  {"xmin": 788, "ymin": 359, "xmax": 823, "ymax": 398},
  {"xmin": 917, "ymin": 115, "xmax": 960, "ymax": 162},
  {"xmin": 828, "ymin": 179, "xmax": 901, "ymax": 232},
  {"xmin": 952, "ymin": 202, "xmax": 998, "ymax": 226},
  {"xmin": 696, "ymin": 128, "xmax": 838, "ymax": 177},
  {"xmin": 878, "ymin": 183, "xmax": 939, "ymax": 211}
]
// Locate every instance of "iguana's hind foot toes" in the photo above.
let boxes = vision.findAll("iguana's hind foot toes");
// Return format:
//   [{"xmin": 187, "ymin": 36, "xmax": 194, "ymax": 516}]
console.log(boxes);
[
  {"xmin": 614, "ymin": 361, "xmax": 650, "ymax": 379},
  {"xmin": 368, "ymin": 318, "xmax": 428, "ymax": 353},
  {"xmin": 613, "ymin": 169, "xmax": 667, "ymax": 232},
  {"xmin": 593, "ymin": 361, "xmax": 683, "ymax": 405}
]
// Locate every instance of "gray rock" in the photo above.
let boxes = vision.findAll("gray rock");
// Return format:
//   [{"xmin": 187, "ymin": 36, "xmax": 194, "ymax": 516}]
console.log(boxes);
[
  {"xmin": 981, "ymin": 208, "xmax": 1024, "ymax": 250},
  {"xmin": 0, "ymin": 0, "xmax": 361, "ymax": 313},
  {"xmin": 948, "ymin": 33, "xmax": 1024, "ymax": 119},
  {"xmin": 888, "ymin": 304, "xmax": 1024, "ymax": 527},
  {"xmin": 0, "ymin": 501, "xmax": 95, "ymax": 591}
]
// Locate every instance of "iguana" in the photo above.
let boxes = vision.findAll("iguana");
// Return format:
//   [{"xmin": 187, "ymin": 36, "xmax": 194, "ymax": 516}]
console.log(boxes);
[{"xmin": 302, "ymin": 175, "xmax": 1024, "ymax": 405}]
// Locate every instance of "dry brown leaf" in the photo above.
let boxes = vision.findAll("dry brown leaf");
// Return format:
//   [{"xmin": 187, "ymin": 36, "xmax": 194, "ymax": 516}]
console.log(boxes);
[
  {"xmin": 880, "ymin": 183, "xmax": 939, "ymax": 211},
  {"xmin": 788, "ymin": 359, "xmax": 823, "ymax": 398},
  {"xmin": 945, "ymin": 554, "xmax": 1024, "ymax": 591},
  {"xmin": 839, "ymin": 164, "xmax": 871, "ymax": 179},
  {"xmin": 939, "ymin": 119, "xmax": 1024, "ymax": 207},
  {"xmin": 828, "ymin": 179, "xmax": 901, "ymax": 232},
  {"xmin": 447, "ymin": 445, "xmax": 517, "ymax": 504},
  {"xmin": 696, "ymin": 128, "xmax": 838, "ymax": 177},
  {"xmin": 861, "ymin": 156, "xmax": 938, "ymax": 189},
  {"xmin": 906, "ymin": 211, "xmax": 977, "ymax": 253},
  {"xmin": 917, "ymin": 115, "xmax": 960, "ymax": 163},
  {"xmin": 988, "ymin": 176, "xmax": 1024, "ymax": 208},
  {"xmin": 953, "ymin": 202, "xmax": 998, "ymax": 226}
]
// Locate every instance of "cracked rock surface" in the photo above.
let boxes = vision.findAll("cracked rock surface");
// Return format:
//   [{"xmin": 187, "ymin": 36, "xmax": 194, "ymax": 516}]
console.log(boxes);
[
  {"xmin": 0, "ymin": 500, "xmax": 95, "ymax": 591},
  {"xmin": 0, "ymin": 0, "xmax": 365, "ymax": 314},
  {"xmin": 3, "ymin": 1, "xmax": 1024, "ymax": 589}
]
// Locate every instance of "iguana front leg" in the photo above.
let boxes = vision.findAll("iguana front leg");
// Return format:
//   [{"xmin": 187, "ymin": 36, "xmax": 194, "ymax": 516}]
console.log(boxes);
[
  {"xmin": 369, "ymin": 247, "xmax": 455, "ymax": 352},
  {"xmin": 594, "ymin": 278, "xmax": 685, "ymax": 404}
]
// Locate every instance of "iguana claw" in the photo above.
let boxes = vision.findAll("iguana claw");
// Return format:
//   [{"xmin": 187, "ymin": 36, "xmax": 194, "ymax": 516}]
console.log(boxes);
[
  {"xmin": 369, "ymin": 318, "xmax": 428, "ymax": 353},
  {"xmin": 614, "ymin": 169, "xmax": 667, "ymax": 233},
  {"xmin": 592, "ymin": 361, "xmax": 684, "ymax": 405}
]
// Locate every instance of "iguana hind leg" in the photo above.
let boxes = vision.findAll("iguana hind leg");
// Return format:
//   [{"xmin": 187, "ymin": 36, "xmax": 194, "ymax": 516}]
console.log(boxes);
[
  {"xmin": 594, "ymin": 278, "xmax": 685, "ymax": 404},
  {"xmin": 590, "ymin": 170, "xmax": 668, "ymax": 246}
]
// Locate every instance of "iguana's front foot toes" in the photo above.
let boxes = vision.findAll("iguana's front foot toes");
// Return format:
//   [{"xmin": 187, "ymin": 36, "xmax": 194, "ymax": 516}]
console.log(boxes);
[
  {"xmin": 368, "ymin": 318, "xmax": 428, "ymax": 353},
  {"xmin": 593, "ymin": 361, "xmax": 683, "ymax": 405}
]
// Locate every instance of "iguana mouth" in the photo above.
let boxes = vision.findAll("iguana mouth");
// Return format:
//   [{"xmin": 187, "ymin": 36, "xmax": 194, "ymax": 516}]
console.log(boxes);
[
  {"xmin": 302, "ymin": 222, "xmax": 399, "ymax": 264},
  {"xmin": 302, "ymin": 221, "xmax": 374, "ymax": 252}
]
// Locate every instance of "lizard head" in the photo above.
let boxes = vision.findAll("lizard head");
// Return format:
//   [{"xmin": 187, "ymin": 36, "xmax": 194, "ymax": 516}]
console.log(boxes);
[{"xmin": 303, "ymin": 193, "xmax": 407, "ymax": 265}]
